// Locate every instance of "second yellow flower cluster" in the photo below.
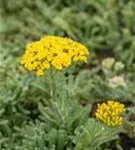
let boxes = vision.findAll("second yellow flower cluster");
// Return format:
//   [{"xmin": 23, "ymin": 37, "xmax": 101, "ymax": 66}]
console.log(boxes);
[
  {"xmin": 21, "ymin": 36, "xmax": 89, "ymax": 76},
  {"xmin": 95, "ymin": 101, "xmax": 125, "ymax": 126}
]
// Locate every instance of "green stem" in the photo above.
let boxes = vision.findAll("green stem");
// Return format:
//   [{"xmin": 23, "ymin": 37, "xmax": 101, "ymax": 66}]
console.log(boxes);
[
  {"xmin": 49, "ymin": 69, "xmax": 66, "ymax": 129},
  {"xmin": 49, "ymin": 68, "xmax": 56, "ymax": 108}
]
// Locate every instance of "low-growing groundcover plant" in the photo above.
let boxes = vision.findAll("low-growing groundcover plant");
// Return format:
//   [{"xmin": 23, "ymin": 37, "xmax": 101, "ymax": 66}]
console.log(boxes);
[
  {"xmin": 8, "ymin": 35, "xmax": 125, "ymax": 150},
  {"xmin": 0, "ymin": 0, "xmax": 135, "ymax": 149}
]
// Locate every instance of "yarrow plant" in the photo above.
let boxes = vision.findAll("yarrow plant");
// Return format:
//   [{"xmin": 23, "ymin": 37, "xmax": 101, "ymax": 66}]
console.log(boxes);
[
  {"xmin": 20, "ymin": 35, "xmax": 127, "ymax": 149},
  {"xmin": 21, "ymin": 35, "xmax": 89, "ymax": 76},
  {"xmin": 95, "ymin": 101, "xmax": 125, "ymax": 126}
]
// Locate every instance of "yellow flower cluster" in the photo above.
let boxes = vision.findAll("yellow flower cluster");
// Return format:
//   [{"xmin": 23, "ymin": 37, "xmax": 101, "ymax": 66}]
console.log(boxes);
[
  {"xmin": 95, "ymin": 101, "xmax": 125, "ymax": 126},
  {"xmin": 21, "ymin": 36, "xmax": 89, "ymax": 76}
]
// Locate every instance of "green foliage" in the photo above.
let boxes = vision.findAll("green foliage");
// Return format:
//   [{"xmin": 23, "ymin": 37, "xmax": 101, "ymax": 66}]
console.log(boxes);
[
  {"xmin": 0, "ymin": 0, "xmax": 135, "ymax": 149},
  {"xmin": 74, "ymin": 67, "xmax": 135, "ymax": 103},
  {"xmin": 73, "ymin": 119, "xmax": 120, "ymax": 150},
  {"xmin": 17, "ymin": 119, "xmax": 121, "ymax": 150},
  {"xmin": 18, "ymin": 122, "xmax": 69, "ymax": 150}
]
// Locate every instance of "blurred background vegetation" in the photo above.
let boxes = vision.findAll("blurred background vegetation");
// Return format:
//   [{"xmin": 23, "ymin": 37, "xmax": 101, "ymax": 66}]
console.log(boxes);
[{"xmin": 0, "ymin": 0, "xmax": 135, "ymax": 149}]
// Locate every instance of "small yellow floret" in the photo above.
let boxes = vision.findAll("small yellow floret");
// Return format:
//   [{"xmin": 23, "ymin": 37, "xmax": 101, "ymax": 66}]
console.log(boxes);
[
  {"xmin": 21, "ymin": 35, "xmax": 89, "ymax": 76},
  {"xmin": 95, "ymin": 100, "xmax": 125, "ymax": 127}
]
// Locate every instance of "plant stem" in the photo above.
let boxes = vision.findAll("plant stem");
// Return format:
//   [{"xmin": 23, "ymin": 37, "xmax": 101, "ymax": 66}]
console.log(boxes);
[
  {"xmin": 50, "ymin": 68, "xmax": 56, "ymax": 104},
  {"xmin": 49, "ymin": 69, "xmax": 66, "ymax": 129}
]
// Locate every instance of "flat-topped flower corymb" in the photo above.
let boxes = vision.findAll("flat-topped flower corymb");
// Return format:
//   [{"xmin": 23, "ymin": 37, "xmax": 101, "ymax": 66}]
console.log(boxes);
[{"xmin": 21, "ymin": 36, "xmax": 89, "ymax": 76}]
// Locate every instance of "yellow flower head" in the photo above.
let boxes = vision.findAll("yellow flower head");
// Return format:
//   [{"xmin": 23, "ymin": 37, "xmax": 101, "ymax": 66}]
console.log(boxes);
[
  {"xmin": 21, "ymin": 36, "xmax": 89, "ymax": 76},
  {"xmin": 95, "ymin": 100, "xmax": 125, "ymax": 127}
]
